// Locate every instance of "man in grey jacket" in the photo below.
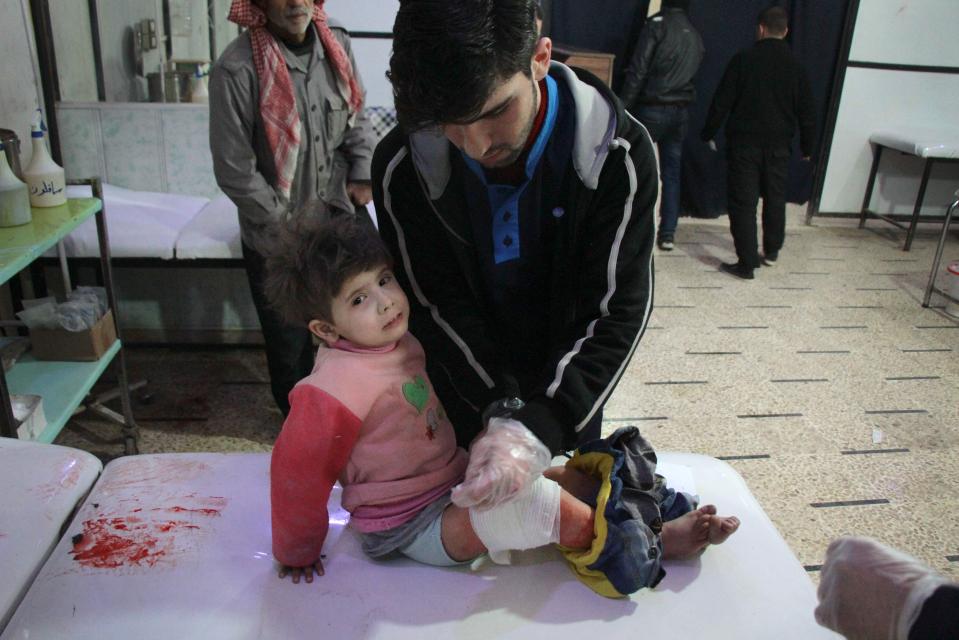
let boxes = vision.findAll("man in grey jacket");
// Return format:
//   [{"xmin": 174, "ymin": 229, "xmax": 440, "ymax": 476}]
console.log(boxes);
[
  {"xmin": 210, "ymin": 0, "xmax": 375, "ymax": 416},
  {"xmin": 619, "ymin": 0, "xmax": 703, "ymax": 251}
]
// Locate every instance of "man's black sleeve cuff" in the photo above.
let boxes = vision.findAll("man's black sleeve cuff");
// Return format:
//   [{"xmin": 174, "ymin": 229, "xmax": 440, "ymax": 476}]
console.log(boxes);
[
  {"xmin": 909, "ymin": 584, "xmax": 959, "ymax": 640},
  {"xmin": 513, "ymin": 399, "xmax": 571, "ymax": 455}
]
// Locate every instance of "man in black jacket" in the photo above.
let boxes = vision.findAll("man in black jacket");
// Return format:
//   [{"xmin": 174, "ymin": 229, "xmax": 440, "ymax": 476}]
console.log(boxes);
[
  {"xmin": 373, "ymin": 0, "xmax": 657, "ymax": 460},
  {"xmin": 701, "ymin": 6, "xmax": 815, "ymax": 279},
  {"xmin": 620, "ymin": 0, "xmax": 704, "ymax": 251}
]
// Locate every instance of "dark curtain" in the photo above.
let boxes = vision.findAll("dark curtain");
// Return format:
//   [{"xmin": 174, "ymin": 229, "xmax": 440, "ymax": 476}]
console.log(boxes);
[
  {"xmin": 550, "ymin": 1, "xmax": 850, "ymax": 217},
  {"xmin": 548, "ymin": 0, "xmax": 650, "ymax": 90}
]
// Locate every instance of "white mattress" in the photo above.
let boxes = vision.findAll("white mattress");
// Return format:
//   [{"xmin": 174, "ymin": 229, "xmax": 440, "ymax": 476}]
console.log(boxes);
[
  {"xmin": 0, "ymin": 439, "xmax": 102, "ymax": 633},
  {"xmin": 45, "ymin": 185, "xmax": 378, "ymax": 262},
  {"xmin": 58, "ymin": 184, "xmax": 210, "ymax": 259},
  {"xmin": 1, "ymin": 451, "xmax": 838, "ymax": 639},
  {"xmin": 173, "ymin": 199, "xmax": 379, "ymax": 260},
  {"xmin": 870, "ymin": 127, "xmax": 959, "ymax": 158},
  {"xmin": 174, "ymin": 195, "xmax": 242, "ymax": 260}
]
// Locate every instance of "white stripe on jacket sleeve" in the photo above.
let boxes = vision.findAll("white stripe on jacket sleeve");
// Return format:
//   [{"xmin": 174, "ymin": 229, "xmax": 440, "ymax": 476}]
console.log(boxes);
[
  {"xmin": 546, "ymin": 137, "xmax": 654, "ymax": 433},
  {"xmin": 381, "ymin": 146, "xmax": 496, "ymax": 391}
]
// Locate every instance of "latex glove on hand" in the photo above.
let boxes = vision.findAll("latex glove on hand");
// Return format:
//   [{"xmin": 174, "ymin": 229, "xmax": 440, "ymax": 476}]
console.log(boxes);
[
  {"xmin": 451, "ymin": 417, "xmax": 551, "ymax": 511},
  {"xmin": 814, "ymin": 536, "xmax": 949, "ymax": 640}
]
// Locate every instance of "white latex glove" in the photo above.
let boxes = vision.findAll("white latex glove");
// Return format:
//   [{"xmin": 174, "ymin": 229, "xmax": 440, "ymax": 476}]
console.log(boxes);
[
  {"xmin": 814, "ymin": 536, "xmax": 950, "ymax": 640},
  {"xmin": 450, "ymin": 417, "xmax": 550, "ymax": 511},
  {"xmin": 707, "ymin": 139, "xmax": 718, "ymax": 152}
]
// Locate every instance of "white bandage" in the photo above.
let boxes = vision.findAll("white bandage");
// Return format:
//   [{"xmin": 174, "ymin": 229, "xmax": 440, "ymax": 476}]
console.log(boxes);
[{"xmin": 469, "ymin": 475, "xmax": 561, "ymax": 564}]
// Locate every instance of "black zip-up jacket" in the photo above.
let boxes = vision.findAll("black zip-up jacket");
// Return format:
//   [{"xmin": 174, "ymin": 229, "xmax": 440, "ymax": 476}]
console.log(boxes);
[
  {"xmin": 701, "ymin": 38, "xmax": 816, "ymax": 157},
  {"xmin": 910, "ymin": 584, "xmax": 959, "ymax": 640},
  {"xmin": 372, "ymin": 62, "xmax": 658, "ymax": 453},
  {"xmin": 619, "ymin": 8, "xmax": 704, "ymax": 110}
]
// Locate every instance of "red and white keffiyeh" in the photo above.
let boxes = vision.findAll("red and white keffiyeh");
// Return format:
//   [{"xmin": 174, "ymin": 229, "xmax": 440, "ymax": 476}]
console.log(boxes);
[{"xmin": 228, "ymin": 0, "xmax": 364, "ymax": 198}]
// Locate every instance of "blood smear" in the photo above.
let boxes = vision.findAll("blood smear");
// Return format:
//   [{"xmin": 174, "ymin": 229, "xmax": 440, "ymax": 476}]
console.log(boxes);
[
  {"xmin": 71, "ymin": 517, "xmax": 169, "ymax": 569},
  {"xmin": 70, "ymin": 496, "xmax": 227, "ymax": 569}
]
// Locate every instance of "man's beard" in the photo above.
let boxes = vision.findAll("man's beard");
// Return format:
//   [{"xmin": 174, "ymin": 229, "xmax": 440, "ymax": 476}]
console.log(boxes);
[{"xmin": 484, "ymin": 77, "xmax": 540, "ymax": 168}]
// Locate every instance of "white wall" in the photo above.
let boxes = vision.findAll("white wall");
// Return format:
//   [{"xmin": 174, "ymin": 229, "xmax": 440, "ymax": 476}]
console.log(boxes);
[
  {"xmin": 49, "ymin": 0, "xmax": 98, "ymax": 102},
  {"xmin": 849, "ymin": 0, "xmax": 959, "ymax": 67},
  {"xmin": 96, "ymin": 0, "xmax": 160, "ymax": 102},
  {"xmin": 326, "ymin": 0, "xmax": 399, "ymax": 32},
  {"xmin": 351, "ymin": 38, "xmax": 393, "ymax": 108},
  {"xmin": 0, "ymin": 0, "xmax": 45, "ymax": 168},
  {"xmin": 820, "ymin": 68, "xmax": 959, "ymax": 215},
  {"xmin": 327, "ymin": 0, "xmax": 398, "ymax": 109},
  {"xmin": 818, "ymin": 1, "xmax": 959, "ymax": 216},
  {"xmin": 211, "ymin": 0, "xmax": 239, "ymax": 61},
  {"xmin": 168, "ymin": 0, "xmax": 211, "ymax": 63}
]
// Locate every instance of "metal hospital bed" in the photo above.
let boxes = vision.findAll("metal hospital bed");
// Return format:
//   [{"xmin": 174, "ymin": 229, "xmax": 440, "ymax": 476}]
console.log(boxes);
[
  {"xmin": 0, "ymin": 439, "xmax": 102, "ymax": 631},
  {"xmin": 859, "ymin": 128, "xmax": 959, "ymax": 251},
  {"xmin": 922, "ymin": 190, "xmax": 959, "ymax": 310}
]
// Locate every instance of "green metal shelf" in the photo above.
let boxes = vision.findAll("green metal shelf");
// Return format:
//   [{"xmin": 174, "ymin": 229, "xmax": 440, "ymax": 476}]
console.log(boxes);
[
  {"xmin": 7, "ymin": 341, "xmax": 122, "ymax": 443},
  {"xmin": 0, "ymin": 195, "xmax": 138, "ymax": 451},
  {"xmin": 0, "ymin": 198, "xmax": 100, "ymax": 284}
]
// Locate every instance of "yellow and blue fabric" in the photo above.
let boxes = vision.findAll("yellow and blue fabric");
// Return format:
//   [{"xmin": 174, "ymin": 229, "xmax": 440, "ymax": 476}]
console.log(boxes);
[{"xmin": 559, "ymin": 426, "xmax": 694, "ymax": 598}]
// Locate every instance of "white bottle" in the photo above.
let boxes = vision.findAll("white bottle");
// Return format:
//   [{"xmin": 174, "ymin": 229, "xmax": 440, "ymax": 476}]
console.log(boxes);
[
  {"xmin": 190, "ymin": 69, "xmax": 209, "ymax": 104},
  {"xmin": 0, "ymin": 142, "xmax": 31, "ymax": 227},
  {"xmin": 23, "ymin": 110, "xmax": 67, "ymax": 208}
]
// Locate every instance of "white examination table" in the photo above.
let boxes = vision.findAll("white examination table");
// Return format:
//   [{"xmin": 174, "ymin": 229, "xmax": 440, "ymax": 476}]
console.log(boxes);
[
  {"xmin": 859, "ymin": 127, "xmax": 959, "ymax": 251},
  {"xmin": 1, "ymin": 451, "xmax": 838, "ymax": 639},
  {"xmin": 0, "ymin": 439, "xmax": 102, "ymax": 632},
  {"xmin": 61, "ymin": 184, "xmax": 210, "ymax": 260},
  {"xmin": 58, "ymin": 185, "xmax": 378, "ymax": 263}
]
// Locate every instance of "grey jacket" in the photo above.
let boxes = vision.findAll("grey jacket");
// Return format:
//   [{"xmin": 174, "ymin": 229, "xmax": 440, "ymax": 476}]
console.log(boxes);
[{"xmin": 209, "ymin": 23, "xmax": 375, "ymax": 254}]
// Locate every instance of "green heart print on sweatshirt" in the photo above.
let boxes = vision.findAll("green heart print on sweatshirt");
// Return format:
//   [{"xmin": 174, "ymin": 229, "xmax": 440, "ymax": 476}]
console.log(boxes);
[{"xmin": 402, "ymin": 375, "xmax": 429, "ymax": 414}]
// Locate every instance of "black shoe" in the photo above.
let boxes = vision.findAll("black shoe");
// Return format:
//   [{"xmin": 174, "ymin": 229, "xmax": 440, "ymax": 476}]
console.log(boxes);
[
  {"xmin": 762, "ymin": 251, "xmax": 778, "ymax": 266},
  {"xmin": 719, "ymin": 261, "xmax": 755, "ymax": 280}
]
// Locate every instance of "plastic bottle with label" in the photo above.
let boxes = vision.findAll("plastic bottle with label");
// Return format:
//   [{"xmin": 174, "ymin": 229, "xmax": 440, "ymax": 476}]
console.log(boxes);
[
  {"xmin": 23, "ymin": 109, "xmax": 67, "ymax": 208},
  {"xmin": 0, "ymin": 141, "xmax": 31, "ymax": 227},
  {"xmin": 190, "ymin": 68, "xmax": 209, "ymax": 104}
]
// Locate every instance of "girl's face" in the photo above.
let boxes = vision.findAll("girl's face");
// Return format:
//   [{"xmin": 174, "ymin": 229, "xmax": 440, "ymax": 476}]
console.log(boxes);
[{"xmin": 310, "ymin": 266, "xmax": 409, "ymax": 349}]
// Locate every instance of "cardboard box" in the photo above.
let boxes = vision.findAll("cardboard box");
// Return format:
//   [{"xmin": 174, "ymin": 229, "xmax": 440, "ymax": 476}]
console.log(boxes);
[{"xmin": 31, "ymin": 309, "xmax": 117, "ymax": 361}]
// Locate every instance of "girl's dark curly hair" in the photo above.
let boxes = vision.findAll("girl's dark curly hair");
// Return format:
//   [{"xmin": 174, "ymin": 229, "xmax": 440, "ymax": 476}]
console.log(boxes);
[{"xmin": 264, "ymin": 206, "xmax": 393, "ymax": 326}]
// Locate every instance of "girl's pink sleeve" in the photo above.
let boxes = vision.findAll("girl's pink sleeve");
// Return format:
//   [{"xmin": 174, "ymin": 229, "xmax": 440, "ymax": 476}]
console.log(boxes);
[{"xmin": 270, "ymin": 384, "xmax": 362, "ymax": 568}]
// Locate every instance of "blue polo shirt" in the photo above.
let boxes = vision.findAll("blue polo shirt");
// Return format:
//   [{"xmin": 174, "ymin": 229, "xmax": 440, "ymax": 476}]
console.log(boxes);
[{"xmin": 460, "ymin": 74, "xmax": 575, "ymax": 379}]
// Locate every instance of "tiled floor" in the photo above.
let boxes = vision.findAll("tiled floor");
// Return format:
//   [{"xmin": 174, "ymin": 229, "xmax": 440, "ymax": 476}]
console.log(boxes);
[{"xmin": 54, "ymin": 204, "xmax": 959, "ymax": 584}]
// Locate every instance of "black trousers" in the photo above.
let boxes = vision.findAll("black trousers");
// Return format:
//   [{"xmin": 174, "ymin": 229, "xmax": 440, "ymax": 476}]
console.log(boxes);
[
  {"xmin": 242, "ymin": 242, "xmax": 315, "ymax": 416},
  {"xmin": 726, "ymin": 144, "xmax": 790, "ymax": 268}
]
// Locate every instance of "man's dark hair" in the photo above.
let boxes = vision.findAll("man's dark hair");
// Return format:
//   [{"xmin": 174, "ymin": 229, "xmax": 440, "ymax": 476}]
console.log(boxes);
[
  {"xmin": 264, "ymin": 206, "xmax": 394, "ymax": 326},
  {"xmin": 662, "ymin": 0, "xmax": 691, "ymax": 10},
  {"xmin": 758, "ymin": 6, "xmax": 789, "ymax": 36},
  {"xmin": 388, "ymin": 0, "xmax": 541, "ymax": 132}
]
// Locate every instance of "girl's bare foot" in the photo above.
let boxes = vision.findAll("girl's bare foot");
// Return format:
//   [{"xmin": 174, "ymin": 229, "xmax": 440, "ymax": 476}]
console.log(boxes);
[
  {"xmin": 661, "ymin": 505, "xmax": 740, "ymax": 559},
  {"xmin": 708, "ymin": 513, "xmax": 740, "ymax": 545}
]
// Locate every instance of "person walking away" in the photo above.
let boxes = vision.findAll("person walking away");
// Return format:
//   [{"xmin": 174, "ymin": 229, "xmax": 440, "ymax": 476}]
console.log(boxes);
[
  {"xmin": 620, "ymin": 0, "xmax": 704, "ymax": 251},
  {"xmin": 701, "ymin": 5, "xmax": 815, "ymax": 280}
]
